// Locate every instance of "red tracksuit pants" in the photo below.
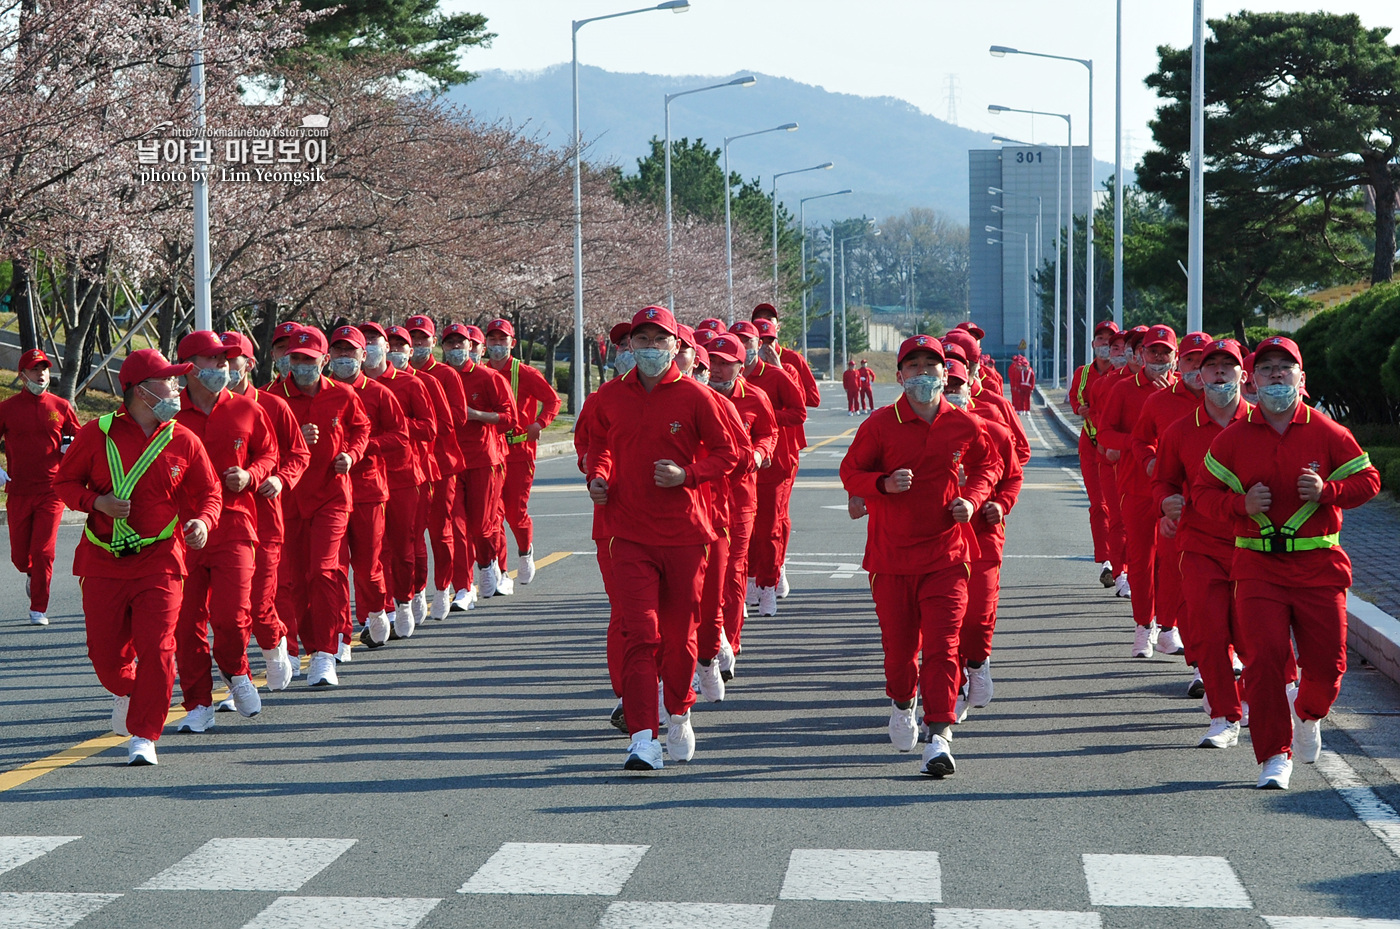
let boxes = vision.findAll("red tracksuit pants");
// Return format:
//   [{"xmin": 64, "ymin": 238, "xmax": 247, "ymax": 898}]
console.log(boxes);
[
  {"xmin": 598, "ymin": 539, "xmax": 623, "ymax": 698},
  {"xmin": 176, "ymin": 539, "xmax": 255, "ymax": 709},
  {"xmin": 846, "ymin": 390, "xmax": 859, "ymax": 413},
  {"xmin": 7, "ymin": 491, "xmax": 64, "ymax": 613},
  {"xmin": 82, "ymin": 573, "xmax": 182, "ymax": 742},
  {"xmin": 871, "ymin": 564, "xmax": 969, "ymax": 726},
  {"xmin": 1236, "ymin": 578, "xmax": 1347, "ymax": 764},
  {"xmin": 249, "ymin": 539, "xmax": 287, "ymax": 652},
  {"xmin": 455, "ymin": 465, "xmax": 507, "ymax": 577},
  {"xmin": 502, "ymin": 457, "xmax": 535, "ymax": 555},
  {"xmin": 1097, "ymin": 455, "xmax": 1127, "ymax": 574},
  {"xmin": 382, "ymin": 484, "xmax": 420, "ymax": 607},
  {"xmin": 1078, "ymin": 434, "xmax": 1110, "ymax": 566},
  {"xmin": 609, "ymin": 537, "xmax": 706, "ymax": 739},
  {"xmin": 278, "ymin": 506, "xmax": 350, "ymax": 657},
  {"xmin": 697, "ymin": 530, "xmax": 729, "ymax": 663},
  {"xmin": 959, "ymin": 560, "xmax": 1000, "ymax": 667},
  {"xmin": 749, "ymin": 476, "xmax": 793, "ymax": 588},
  {"xmin": 859, "ymin": 385, "xmax": 874, "ymax": 410},
  {"xmin": 342, "ymin": 501, "xmax": 388, "ymax": 631},
  {"xmin": 723, "ymin": 506, "xmax": 757, "ymax": 651},
  {"xmin": 1155, "ymin": 523, "xmax": 1185, "ymax": 642},
  {"xmin": 1120, "ymin": 492, "xmax": 1159, "ymax": 628},
  {"xmin": 1179, "ymin": 551, "xmax": 1246, "ymax": 723},
  {"xmin": 418, "ymin": 476, "xmax": 455, "ymax": 593}
]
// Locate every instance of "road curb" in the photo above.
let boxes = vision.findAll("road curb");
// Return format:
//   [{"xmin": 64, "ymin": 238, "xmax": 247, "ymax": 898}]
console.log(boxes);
[
  {"xmin": 1035, "ymin": 386, "xmax": 1081, "ymax": 444},
  {"xmin": 1347, "ymin": 593, "xmax": 1400, "ymax": 688},
  {"xmin": 534, "ymin": 439, "xmax": 574, "ymax": 461}
]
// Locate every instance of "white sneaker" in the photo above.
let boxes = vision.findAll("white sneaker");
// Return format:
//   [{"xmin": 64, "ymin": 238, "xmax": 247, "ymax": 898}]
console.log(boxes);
[
  {"xmin": 666, "ymin": 710, "xmax": 696, "ymax": 762},
  {"xmin": 1289, "ymin": 684, "xmax": 1321, "ymax": 764},
  {"xmin": 758, "ymin": 585, "xmax": 778, "ymax": 617},
  {"xmin": 745, "ymin": 577, "xmax": 759, "ymax": 607},
  {"xmin": 657, "ymin": 680, "xmax": 670, "ymax": 727},
  {"xmin": 127, "ymin": 737, "xmax": 158, "ymax": 766},
  {"xmin": 286, "ymin": 651, "xmax": 302, "ymax": 680},
  {"xmin": 519, "ymin": 549, "xmax": 537, "ymax": 585},
  {"xmin": 216, "ymin": 696, "xmax": 236, "ymax": 713},
  {"xmin": 717, "ymin": 629, "xmax": 736, "ymax": 683},
  {"xmin": 777, "ymin": 565, "xmax": 790, "ymax": 598},
  {"xmin": 478, "ymin": 561, "xmax": 499, "ymax": 598},
  {"xmin": 609, "ymin": 699, "xmax": 628, "ymax": 733},
  {"xmin": 367, "ymin": 610, "xmax": 392, "ymax": 645},
  {"xmin": 392, "ymin": 603, "xmax": 415, "ymax": 639},
  {"xmin": 178, "ymin": 704, "xmax": 216, "ymax": 733},
  {"xmin": 1132, "ymin": 624, "xmax": 1155, "ymax": 658},
  {"xmin": 29, "ymin": 611, "xmax": 48, "ymax": 625},
  {"xmin": 307, "ymin": 652, "xmax": 339, "ymax": 687},
  {"xmin": 1187, "ymin": 668, "xmax": 1205, "ymax": 698},
  {"xmin": 263, "ymin": 638, "xmax": 293, "ymax": 691},
  {"xmin": 112, "ymin": 695, "xmax": 131, "ymax": 736},
  {"xmin": 432, "ymin": 586, "xmax": 454, "ymax": 618},
  {"xmin": 967, "ymin": 661, "xmax": 993, "ymax": 708},
  {"xmin": 1199, "ymin": 717, "xmax": 1240, "ymax": 749},
  {"xmin": 1232, "ymin": 651, "xmax": 1245, "ymax": 676},
  {"xmin": 889, "ymin": 701, "xmax": 918, "ymax": 752},
  {"xmin": 1114, "ymin": 573, "xmax": 1132, "ymax": 598},
  {"xmin": 1202, "ymin": 688, "xmax": 1213, "ymax": 720},
  {"xmin": 495, "ymin": 570, "xmax": 515, "ymax": 596},
  {"xmin": 954, "ymin": 690, "xmax": 969, "ymax": 724},
  {"xmin": 624, "ymin": 732, "xmax": 663, "ymax": 772},
  {"xmin": 229, "ymin": 674, "xmax": 262, "ymax": 718},
  {"xmin": 452, "ymin": 585, "xmax": 477, "ymax": 612},
  {"xmin": 1241, "ymin": 702, "xmax": 1250, "ymax": 728},
  {"xmin": 1099, "ymin": 561, "xmax": 1115, "ymax": 588},
  {"xmin": 695, "ymin": 660, "xmax": 725, "ymax": 702},
  {"xmin": 921, "ymin": 734, "xmax": 955, "ymax": 778},
  {"xmin": 410, "ymin": 589, "xmax": 427, "ymax": 626},
  {"xmin": 335, "ymin": 639, "xmax": 352, "ymax": 663},
  {"xmin": 1257, "ymin": 752, "xmax": 1292, "ymax": 789},
  {"xmin": 1157, "ymin": 626, "xmax": 1184, "ymax": 655}
]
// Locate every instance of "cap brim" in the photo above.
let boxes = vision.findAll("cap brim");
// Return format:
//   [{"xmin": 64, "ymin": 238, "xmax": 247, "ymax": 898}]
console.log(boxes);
[
  {"xmin": 149, "ymin": 362, "xmax": 194, "ymax": 380},
  {"xmin": 288, "ymin": 348, "xmax": 323, "ymax": 358}
]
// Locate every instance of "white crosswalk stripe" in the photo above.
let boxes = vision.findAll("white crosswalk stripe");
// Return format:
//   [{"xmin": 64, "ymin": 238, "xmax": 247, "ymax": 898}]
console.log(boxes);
[
  {"xmin": 239, "ymin": 896, "xmax": 441, "ymax": 929},
  {"xmin": 138, "ymin": 838, "xmax": 357, "ymax": 892},
  {"xmin": 1261, "ymin": 919, "xmax": 1400, "ymax": 928},
  {"xmin": 934, "ymin": 909, "xmax": 1103, "ymax": 929},
  {"xmin": 595, "ymin": 902, "xmax": 775, "ymax": 929},
  {"xmin": 0, "ymin": 891, "xmax": 121, "ymax": 929},
  {"xmin": 458, "ymin": 842, "xmax": 650, "ymax": 896},
  {"xmin": 1081, "ymin": 854, "xmax": 1253, "ymax": 908},
  {"xmin": 778, "ymin": 848, "xmax": 942, "ymax": 903},
  {"xmin": 0, "ymin": 836, "xmax": 79, "ymax": 878}
]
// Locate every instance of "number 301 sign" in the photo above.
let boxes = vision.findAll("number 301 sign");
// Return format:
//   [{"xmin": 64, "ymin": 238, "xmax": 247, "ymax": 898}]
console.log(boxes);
[{"xmin": 1014, "ymin": 151, "xmax": 1043, "ymax": 163}]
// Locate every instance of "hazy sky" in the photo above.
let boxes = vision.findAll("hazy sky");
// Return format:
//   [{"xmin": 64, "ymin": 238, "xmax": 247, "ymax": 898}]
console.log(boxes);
[{"xmin": 442, "ymin": 1, "xmax": 1400, "ymax": 165}]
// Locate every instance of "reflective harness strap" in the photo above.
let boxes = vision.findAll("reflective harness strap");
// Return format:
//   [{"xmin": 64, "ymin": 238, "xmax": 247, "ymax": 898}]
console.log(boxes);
[
  {"xmin": 1209, "ymin": 450, "xmax": 1373, "ymax": 554},
  {"xmin": 84, "ymin": 413, "xmax": 179, "ymax": 557},
  {"xmin": 1076, "ymin": 370, "xmax": 1096, "ymax": 441},
  {"xmin": 506, "ymin": 359, "xmax": 530, "ymax": 445}
]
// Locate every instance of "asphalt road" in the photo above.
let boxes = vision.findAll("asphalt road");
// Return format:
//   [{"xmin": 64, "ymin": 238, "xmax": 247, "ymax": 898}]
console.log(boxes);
[{"xmin": 2, "ymin": 380, "xmax": 1399, "ymax": 929}]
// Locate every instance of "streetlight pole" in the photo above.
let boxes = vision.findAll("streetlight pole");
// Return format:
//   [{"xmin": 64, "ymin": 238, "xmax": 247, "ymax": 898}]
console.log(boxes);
[
  {"xmin": 988, "ymin": 227, "xmax": 1032, "ymax": 374},
  {"xmin": 839, "ymin": 224, "xmax": 879, "ymax": 369},
  {"xmin": 798, "ymin": 190, "xmax": 851, "ymax": 361},
  {"xmin": 1186, "ymin": 0, "xmax": 1205, "ymax": 335},
  {"xmin": 572, "ymin": 0, "xmax": 689, "ymax": 415},
  {"xmin": 665, "ymin": 74, "xmax": 755, "ymax": 311},
  {"xmin": 190, "ymin": 0, "xmax": 211, "ymax": 332},
  {"xmin": 771, "ymin": 162, "xmax": 834, "ymax": 302},
  {"xmin": 990, "ymin": 45, "xmax": 1094, "ymax": 364},
  {"xmin": 1114, "ymin": 0, "xmax": 1125, "ymax": 328},
  {"xmin": 724, "ymin": 122, "xmax": 799, "ymax": 325}
]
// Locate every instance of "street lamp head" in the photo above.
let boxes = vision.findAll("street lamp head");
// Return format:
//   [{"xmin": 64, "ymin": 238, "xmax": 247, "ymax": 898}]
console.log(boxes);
[
  {"xmin": 779, "ymin": 122, "xmax": 799, "ymax": 131},
  {"xmin": 987, "ymin": 238, "xmax": 1001, "ymax": 245},
  {"xmin": 871, "ymin": 229, "xmax": 882, "ymax": 237},
  {"xmin": 988, "ymin": 186, "xmax": 1004, "ymax": 195},
  {"xmin": 985, "ymin": 225, "xmax": 1000, "ymax": 233},
  {"xmin": 991, "ymin": 205, "xmax": 1005, "ymax": 213},
  {"xmin": 987, "ymin": 104, "xmax": 1009, "ymax": 114},
  {"xmin": 656, "ymin": 0, "xmax": 690, "ymax": 11},
  {"xmin": 818, "ymin": 162, "xmax": 834, "ymax": 169},
  {"xmin": 731, "ymin": 75, "xmax": 757, "ymax": 86},
  {"xmin": 989, "ymin": 45, "xmax": 1017, "ymax": 57}
]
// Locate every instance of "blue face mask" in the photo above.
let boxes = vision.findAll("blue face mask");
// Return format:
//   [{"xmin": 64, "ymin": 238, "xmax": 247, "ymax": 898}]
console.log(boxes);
[
  {"xmin": 1204, "ymin": 381, "xmax": 1239, "ymax": 406},
  {"xmin": 613, "ymin": 350, "xmax": 636, "ymax": 376},
  {"xmin": 487, "ymin": 344, "xmax": 510, "ymax": 361},
  {"xmin": 329, "ymin": 357, "xmax": 361, "ymax": 381},
  {"xmin": 23, "ymin": 378, "xmax": 46, "ymax": 396},
  {"xmin": 1258, "ymin": 383, "xmax": 1298, "ymax": 414},
  {"xmin": 364, "ymin": 344, "xmax": 386, "ymax": 368},
  {"xmin": 275, "ymin": 355, "xmax": 292, "ymax": 377},
  {"xmin": 140, "ymin": 385, "xmax": 180, "ymax": 422},
  {"xmin": 388, "ymin": 351, "xmax": 409, "ymax": 370},
  {"xmin": 634, "ymin": 348, "xmax": 671, "ymax": 378},
  {"xmin": 444, "ymin": 348, "xmax": 468, "ymax": 367},
  {"xmin": 195, "ymin": 367, "xmax": 229, "ymax": 393},
  {"xmin": 902, "ymin": 374, "xmax": 944, "ymax": 404},
  {"xmin": 290, "ymin": 363, "xmax": 321, "ymax": 387}
]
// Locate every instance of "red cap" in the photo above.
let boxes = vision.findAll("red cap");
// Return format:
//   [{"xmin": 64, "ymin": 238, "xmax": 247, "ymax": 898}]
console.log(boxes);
[
  {"xmin": 942, "ymin": 329, "xmax": 979, "ymax": 364},
  {"xmin": 631, "ymin": 305, "xmax": 679, "ymax": 338},
  {"xmin": 694, "ymin": 328, "xmax": 717, "ymax": 346},
  {"xmin": 1201, "ymin": 338, "xmax": 1244, "ymax": 366},
  {"xmin": 357, "ymin": 322, "xmax": 388, "ymax": 342},
  {"xmin": 271, "ymin": 321, "xmax": 303, "ymax": 344},
  {"xmin": 1254, "ymin": 335, "xmax": 1303, "ymax": 368},
  {"xmin": 956, "ymin": 321, "xmax": 986, "ymax": 340},
  {"xmin": 693, "ymin": 345, "xmax": 711, "ymax": 371},
  {"xmin": 404, "ymin": 315, "xmax": 435, "ymax": 337},
  {"xmin": 677, "ymin": 324, "xmax": 696, "ymax": 349},
  {"xmin": 463, "ymin": 325, "xmax": 486, "ymax": 345},
  {"xmin": 486, "ymin": 318, "xmax": 514, "ymax": 338},
  {"xmin": 1126, "ymin": 325, "xmax": 1151, "ymax": 348},
  {"xmin": 385, "ymin": 325, "xmax": 410, "ymax": 345},
  {"xmin": 847, "ymin": 359, "xmax": 855, "ymax": 366},
  {"xmin": 705, "ymin": 334, "xmax": 744, "ymax": 364},
  {"xmin": 177, "ymin": 330, "xmax": 230, "ymax": 361},
  {"xmin": 980, "ymin": 353, "xmax": 996, "ymax": 367},
  {"xmin": 727, "ymin": 320, "xmax": 760, "ymax": 340},
  {"xmin": 945, "ymin": 358, "xmax": 969, "ymax": 384},
  {"xmin": 1109, "ymin": 328, "xmax": 1130, "ymax": 345},
  {"xmin": 1179, "ymin": 331, "xmax": 1212, "ymax": 356},
  {"xmin": 1243, "ymin": 351, "xmax": 1256, "ymax": 376},
  {"xmin": 18, "ymin": 348, "xmax": 50, "ymax": 371},
  {"xmin": 753, "ymin": 319, "xmax": 779, "ymax": 341},
  {"xmin": 119, "ymin": 348, "xmax": 192, "ymax": 391},
  {"xmin": 441, "ymin": 322, "xmax": 470, "ymax": 342},
  {"xmin": 1142, "ymin": 325, "xmax": 1177, "ymax": 352},
  {"xmin": 751, "ymin": 303, "xmax": 779, "ymax": 321},
  {"xmin": 897, "ymin": 334, "xmax": 945, "ymax": 368},
  {"xmin": 220, "ymin": 332, "xmax": 256, "ymax": 359},
  {"xmin": 609, "ymin": 322, "xmax": 633, "ymax": 346},
  {"xmin": 330, "ymin": 325, "xmax": 367, "ymax": 349},
  {"xmin": 287, "ymin": 327, "xmax": 328, "ymax": 357},
  {"xmin": 696, "ymin": 318, "xmax": 725, "ymax": 332},
  {"xmin": 1094, "ymin": 319, "xmax": 1120, "ymax": 337}
]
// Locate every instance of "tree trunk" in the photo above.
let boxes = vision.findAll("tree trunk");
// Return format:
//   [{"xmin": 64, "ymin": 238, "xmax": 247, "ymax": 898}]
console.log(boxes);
[
  {"xmin": 10, "ymin": 260, "xmax": 36, "ymax": 353},
  {"xmin": 1233, "ymin": 318, "xmax": 1249, "ymax": 348},
  {"xmin": 156, "ymin": 286, "xmax": 180, "ymax": 357},
  {"xmin": 56, "ymin": 274, "xmax": 105, "ymax": 403},
  {"xmin": 542, "ymin": 324, "xmax": 558, "ymax": 385},
  {"xmin": 1369, "ymin": 157, "xmax": 1397, "ymax": 285},
  {"xmin": 254, "ymin": 299, "xmax": 279, "ymax": 385}
]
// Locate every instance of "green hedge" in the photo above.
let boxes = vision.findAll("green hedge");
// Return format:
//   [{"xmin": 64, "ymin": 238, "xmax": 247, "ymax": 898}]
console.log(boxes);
[{"xmin": 1387, "ymin": 458, "xmax": 1400, "ymax": 494}]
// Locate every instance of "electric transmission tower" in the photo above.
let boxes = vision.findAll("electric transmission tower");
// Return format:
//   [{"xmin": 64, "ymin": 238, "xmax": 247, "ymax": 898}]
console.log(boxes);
[{"xmin": 942, "ymin": 73, "xmax": 961, "ymax": 125}]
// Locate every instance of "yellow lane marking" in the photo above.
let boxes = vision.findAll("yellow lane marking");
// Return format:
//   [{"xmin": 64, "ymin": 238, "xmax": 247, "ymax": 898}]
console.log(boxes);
[
  {"xmin": 802, "ymin": 428, "xmax": 856, "ymax": 453},
  {"xmin": 506, "ymin": 550, "xmax": 572, "ymax": 579}
]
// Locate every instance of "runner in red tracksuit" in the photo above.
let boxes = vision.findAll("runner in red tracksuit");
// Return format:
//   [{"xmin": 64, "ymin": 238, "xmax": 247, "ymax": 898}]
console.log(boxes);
[
  {"xmin": 452, "ymin": 338, "xmax": 517, "ymax": 600},
  {"xmin": 980, "ymin": 354, "xmax": 1004, "ymax": 398},
  {"xmin": 327, "ymin": 325, "xmax": 410, "ymax": 647},
  {"xmin": 223, "ymin": 331, "xmax": 309, "ymax": 690},
  {"xmin": 856, "ymin": 360, "xmax": 876, "ymax": 412},
  {"xmin": 843, "ymin": 361, "xmax": 860, "ymax": 414},
  {"xmin": 752, "ymin": 317, "xmax": 809, "ymax": 597},
  {"xmin": 1011, "ymin": 358, "xmax": 1036, "ymax": 413},
  {"xmin": 360, "ymin": 322, "xmax": 437, "ymax": 633},
  {"xmin": 586, "ymin": 305, "xmax": 740, "ymax": 772},
  {"xmin": 1193, "ymin": 335, "xmax": 1379, "ymax": 790},
  {"xmin": 270, "ymin": 327, "xmax": 372, "ymax": 688},
  {"xmin": 942, "ymin": 330, "xmax": 1031, "ymax": 470},
  {"xmin": 1155, "ymin": 338, "xmax": 1252, "ymax": 749},
  {"xmin": 55, "ymin": 349, "xmax": 221, "ymax": 766},
  {"xmin": 485, "ymin": 317, "xmax": 562, "ymax": 586},
  {"xmin": 841, "ymin": 334, "xmax": 998, "ymax": 778},
  {"xmin": 172, "ymin": 331, "xmax": 280, "ymax": 731},
  {"xmin": 945, "ymin": 359, "xmax": 1022, "ymax": 723},
  {"xmin": 1130, "ymin": 330, "xmax": 1211, "ymax": 664},
  {"xmin": 1088, "ymin": 326, "xmax": 1142, "ymax": 597},
  {"xmin": 1069, "ymin": 320, "xmax": 1121, "ymax": 587},
  {"xmin": 0, "ymin": 348, "xmax": 80, "ymax": 625}
]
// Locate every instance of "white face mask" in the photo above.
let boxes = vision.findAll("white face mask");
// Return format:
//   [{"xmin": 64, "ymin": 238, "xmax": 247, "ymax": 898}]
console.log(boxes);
[
  {"xmin": 633, "ymin": 348, "xmax": 672, "ymax": 378},
  {"xmin": 613, "ymin": 350, "xmax": 636, "ymax": 376},
  {"xmin": 1145, "ymin": 362, "xmax": 1173, "ymax": 378},
  {"xmin": 1094, "ymin": 345, "xmax": 1111, "ymax": 360},
  {"xmin": 1258, "ymin": 383, "xmax": 1299, "ymax": 414},
  {"xmin": 902, "ymin": 374, "xmax": 944, "ymax": 404},
  {"xmin": 388, "ymin": 350, "xmax": 410, "ymax": 370},
  {"xmin": 23, "ymin": 377, "xmax": 47, "ymax": 396},
  {"xmin": 364, "ymin": 344, "xmax": 386, "ymax": 368},
  {"xmin": 1182, "ymin": 369, "xmax": 1203, "ymax": 390},
  {"xmin": 1204, "ymin": 381, "xmax": 1239, "ymax": 406},
  {"xmin": 487, "ymin": 344, "xmax": 510, "ymax": 361}
]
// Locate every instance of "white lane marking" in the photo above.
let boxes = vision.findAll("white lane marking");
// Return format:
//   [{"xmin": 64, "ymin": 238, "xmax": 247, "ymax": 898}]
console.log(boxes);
[
  {"xmin": 458, "ymin": 842, "xmax": 648, "ymax": 896},
  {"xmin": 1081, "ymin": 854, "xmax": 1251, "ymax": 908},
  {"xmin": 0, "ymin": 837, "xmax": 80, "ymax": 877},
  {"xmin": 0, "ymin": 892, "xmax": 122, "ymax": 929},
  {"xmin": 934, "ymin": 909, "xmax": 1103, "ymax": 929},
  {"xmin": 1314, "ymin": 749, "xmax": 1400, "ymax": 860},
  {"xmin": 240, "ymin": 897, "xmax": 440, "ymax": 929},
  {"xmin": 779, "ymin": 848, "xmax": 941, "ymax": 903},
  {"xmin": 1060, "ymin": 467, "xmax": 1088, "ymax": 494},
  {"xmin": 1262, "ymin": 919, "xmax": 1400, "ymax": 928},
  {"xmin": 1025, "ymin": 408, "xmax": 1051, "ymax": 448},
  {"xmin": 596, "ymin": 902, "xmax": 775, "ymax": 929},
  {"xmin": 786, "ymin": 560, "xmax": 863, "ymax": 579},
  {"xmin": 532, "ymin": 485, "xmax": 589, "ymax": 494},
  {"xmin": 139, "ymin": 838, "xmax": 356, "ymax": 891}
]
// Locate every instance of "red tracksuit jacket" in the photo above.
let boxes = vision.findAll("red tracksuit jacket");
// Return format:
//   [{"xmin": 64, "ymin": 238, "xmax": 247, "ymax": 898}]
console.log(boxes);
[
  {"xmin": 585, "ymin": 363, "xmax": 741, "ymax": 547},
  {"xmin": 55, "ymin": 409, "xmax": 222, "ymax": 579},
  {"xmin": 970, "ymin": 379, "xmax": 1031, "ymax": 467},
  {"xmin": 1153, "ymin": 400, "xmax": 1252, "ymax": 565},
  {"xmin": 416, "ymin": 358, "xmax": 467, "ymax": 478},
  {"xmin": 0, "ymin": 389, "xmax": 81, "ymax": 494},
  {"xmin": 455, "ymin": 361, "xmax": 516, "ymax": 469},
  {"xmin": 969, "ymin": 412, "xmax": 1023, "ymax": 563},
  {"xmin": 776, "ymin": 347, "xmax": 819, "ymax": 448},
  {"xmin": 744, "ymin": 360, "xmax": 806, "ymax": 482},
  {"xmin": 372, "ymin": 366, "xmax": 435, "ymax": 489},
  {"xmin": 1131, "ymin": 381, "xmax": 1201, "ymax": 481},
  {"xmin": 489, "ymin": 358, "xmax": 562, "ymax": 463},
  {"xmin": 720, "ymin": 377, "xmax": 779, "ymax": 524},
  {"xmin": 242, "ymin": 386, "xmax": 310, "ymax": 546},
  {"xmin": 1193, "ymin": 403, "xmax": 1380, "ymax": 588},
  {"xmin": 1096, "ymin": 371, "xmax": 1170, "ymax": 498},
  {"xmin": 840, "ymin": 394, "xmax": 999, "ymax": 576},
  {"xmin": 343, "ymin": 373, "xmax": 409, "ymax": 505},
  {"xmin": 1069, "ymin": 361, "xmax": 1113, "ymax": 444},
  {"xmin": 270, "ymin": 376, "xmax": 372, "ymax": 519},
  {"xmin": 175, "ymin": 389, "xmax": 280, "ymax": 545}
]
